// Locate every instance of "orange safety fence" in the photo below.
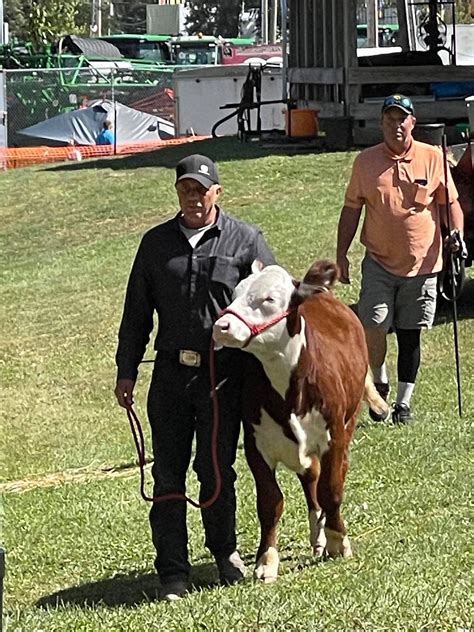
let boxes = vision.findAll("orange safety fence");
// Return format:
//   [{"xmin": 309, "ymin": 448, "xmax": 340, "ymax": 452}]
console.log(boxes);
[{"xmin": 0, "ymin": 136, "xmax": 211, "ymax": 170}]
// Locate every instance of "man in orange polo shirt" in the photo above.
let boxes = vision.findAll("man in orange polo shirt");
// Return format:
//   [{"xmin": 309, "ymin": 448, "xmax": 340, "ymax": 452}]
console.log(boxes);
[{"xmin": 336, "ymin": 94, "xmax": 464, "ymax": 423}]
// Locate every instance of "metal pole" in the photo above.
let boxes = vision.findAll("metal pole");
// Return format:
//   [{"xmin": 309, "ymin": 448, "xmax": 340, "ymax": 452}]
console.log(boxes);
[
  {"xmin": 0, "ymin": 547, "xmax": 5, "ymax": 632},
  {"xmin": 270, "ymin": 0, "xmax": 278, "ymax": 43},
  {"xmin": 261, "ymin": 0, "xmax": 269, "ymax": 44},
  {"xmin": 441, "ymin": 133, "xmax": 463, "ymax": 417},
  {"xmin": 0, "ymin": 0, "xmax": 4, "ymax": 46},
  {"xmin": 112, "ymin": 71, "xmax": 117, "ymax": 155}
]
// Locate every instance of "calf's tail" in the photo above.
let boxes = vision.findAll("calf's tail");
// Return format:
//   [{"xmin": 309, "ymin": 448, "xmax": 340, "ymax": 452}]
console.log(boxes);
[{"xmin": 364, "ymin": 372, "xmax": 390, "ymax": 419}]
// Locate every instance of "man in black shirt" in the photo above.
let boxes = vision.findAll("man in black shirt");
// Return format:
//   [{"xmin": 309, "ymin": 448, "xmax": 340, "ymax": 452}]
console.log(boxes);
[{"xmin": 115, "ymin": 154, "xmax": 275, "ymax": 600}]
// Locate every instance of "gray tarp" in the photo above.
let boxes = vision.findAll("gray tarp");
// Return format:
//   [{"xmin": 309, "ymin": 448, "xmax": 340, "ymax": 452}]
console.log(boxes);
[
  {"xmin": 18, "ymin": 100, "xmax": 175, "ymax": 145},
  {"xmin": 60, "ymin": 35, "xmax": 123, "ymax": 59}
]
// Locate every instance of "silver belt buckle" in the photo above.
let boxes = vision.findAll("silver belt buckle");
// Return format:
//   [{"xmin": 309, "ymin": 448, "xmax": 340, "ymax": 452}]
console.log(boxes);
[{"xmin": 179, "ymin": 349, "xmax": 201, "ymax": 367}]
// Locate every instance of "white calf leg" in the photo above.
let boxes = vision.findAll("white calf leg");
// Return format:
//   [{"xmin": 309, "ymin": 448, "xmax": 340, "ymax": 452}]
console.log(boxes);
[{"xmin": 309, "ymin": 509, "xmax": 326, "ymax": 557}]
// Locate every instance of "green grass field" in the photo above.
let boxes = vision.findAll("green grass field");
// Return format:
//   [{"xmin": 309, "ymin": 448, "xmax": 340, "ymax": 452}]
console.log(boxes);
[{"xmin": 1, "ymin": 138, "xmax": 473, "ymax": 631}]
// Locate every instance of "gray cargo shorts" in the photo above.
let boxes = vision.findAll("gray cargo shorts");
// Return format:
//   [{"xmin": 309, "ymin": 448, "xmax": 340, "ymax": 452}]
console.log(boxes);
[{"xmin": 358, "ymin": 255, "xmax": 438, "ymax": 331}]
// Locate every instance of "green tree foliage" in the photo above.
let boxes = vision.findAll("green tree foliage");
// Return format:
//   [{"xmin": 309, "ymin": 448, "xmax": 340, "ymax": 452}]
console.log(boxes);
[
  {"xmin": 455, "ymin": 0, "xmax": 474, "ymax": 23},
  {"xmin": 5, "ymin": 0, "xmax": 83, "ymax": 44},
  {"xmin": 28, "ymin": 0, "xmax": 80, "ymax": 47},
  {"xmin": 113, "ymin": 0, "xmax": 147, "ymax": 33},
  {"xmin": 4, "ymin": 0, "xmax": 32, "ymax": 41},
  {"xmin": 185, "ymin": 0, "xmax": 241, "ymax": 37}
]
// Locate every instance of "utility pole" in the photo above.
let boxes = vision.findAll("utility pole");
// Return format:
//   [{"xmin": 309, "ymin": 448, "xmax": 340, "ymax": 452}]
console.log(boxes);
[
  {"xmin": 90, "ymin": 0, "xmax": 103, "ymax": 37},
  {"xmin": 97, "ymin": 0, "xmax": 102, "ymax": 36}
]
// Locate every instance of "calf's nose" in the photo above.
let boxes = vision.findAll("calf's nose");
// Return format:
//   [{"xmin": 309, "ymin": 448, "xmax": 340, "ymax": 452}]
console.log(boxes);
[{"xmin": 213, "ymin": 319, "xmax": 230, "ymax": 336}]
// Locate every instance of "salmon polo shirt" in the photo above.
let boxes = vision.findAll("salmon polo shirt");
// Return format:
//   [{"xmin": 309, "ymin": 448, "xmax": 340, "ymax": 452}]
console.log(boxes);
[{"xmin": 344, "ymin": 140, "xmax": 459, "ymax": 277}]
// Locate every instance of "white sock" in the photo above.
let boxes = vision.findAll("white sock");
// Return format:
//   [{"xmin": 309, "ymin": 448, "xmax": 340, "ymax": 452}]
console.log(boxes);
[
  {"xmin": 397, "ymin": 382, "xmax": 415, "ymax": 406},
  {"xmin": 372, "ymin": 363, "xmax": 389, "ymax": 384}
]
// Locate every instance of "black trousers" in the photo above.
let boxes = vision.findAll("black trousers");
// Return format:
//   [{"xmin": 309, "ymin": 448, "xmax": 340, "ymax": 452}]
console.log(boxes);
[{"xmin": 147, "ymin": 349, "xmax": 244, "ymax": 583}]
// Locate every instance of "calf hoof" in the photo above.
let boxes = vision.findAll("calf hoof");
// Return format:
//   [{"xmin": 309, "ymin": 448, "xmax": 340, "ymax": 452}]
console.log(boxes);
[
  {"xmin": 256, "ymin": 573, "xmax": 278, "ymax": 585},
  {"xmin": 312, "ymin": 544, "xmax": 326, "ymax": 557},
  {"xmin": 325, "ymin": 528, "xmax": 353, "ymax": 558},
  {"xmin": 254, "ymin": 546, "xmax": 279, "ymax": 583}
]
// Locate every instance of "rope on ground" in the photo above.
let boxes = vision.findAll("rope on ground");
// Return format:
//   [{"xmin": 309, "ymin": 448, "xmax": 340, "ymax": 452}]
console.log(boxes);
[{"xmin": 0, "ymin": 459, "xmax": 153, "ymax": 494}]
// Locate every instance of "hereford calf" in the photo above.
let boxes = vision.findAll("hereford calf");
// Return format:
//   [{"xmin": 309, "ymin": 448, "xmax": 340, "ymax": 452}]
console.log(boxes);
[{"xmin": 213, "ymin": 260, "xmax": 388, "ymax": 582}]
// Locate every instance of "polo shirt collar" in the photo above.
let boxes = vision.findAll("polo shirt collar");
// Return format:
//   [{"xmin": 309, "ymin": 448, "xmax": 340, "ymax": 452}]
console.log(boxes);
[{"xmin": 383, "ymin": 139, "xmax": 415, "ymax": 162}]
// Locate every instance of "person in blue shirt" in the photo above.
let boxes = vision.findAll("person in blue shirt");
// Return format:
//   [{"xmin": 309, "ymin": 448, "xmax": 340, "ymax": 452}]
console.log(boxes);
[{"xmin": 96, "ymin": 120, "xmax": 115, "ymax": 145}]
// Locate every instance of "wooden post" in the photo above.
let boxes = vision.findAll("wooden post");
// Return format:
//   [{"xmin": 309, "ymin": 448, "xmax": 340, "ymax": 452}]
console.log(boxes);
[
  {"xmin": 396, "ymin": 0, "xmax": 410, "ymax": 49},
  {"xmin": 366, "ymin": 0, "xmax": 378, "ymax": 48},
  {"xmin": 343, "ymin": 0, "xmax": 358, "ymax": 115}
]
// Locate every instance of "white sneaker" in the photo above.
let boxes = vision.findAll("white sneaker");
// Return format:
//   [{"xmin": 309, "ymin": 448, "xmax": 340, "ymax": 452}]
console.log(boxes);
[
  {"xmin": 216, "ymin": 550, "xmax": 247, "ymax": 585},
  {"xmin": 159, "ymin": 579, "xmax": 189, "ymax": 601}
]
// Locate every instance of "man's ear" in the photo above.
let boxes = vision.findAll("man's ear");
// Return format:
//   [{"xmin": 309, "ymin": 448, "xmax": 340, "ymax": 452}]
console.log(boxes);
[{"xmin": 251, "ymin": 259, "xmax": 265, "ymax": 274}]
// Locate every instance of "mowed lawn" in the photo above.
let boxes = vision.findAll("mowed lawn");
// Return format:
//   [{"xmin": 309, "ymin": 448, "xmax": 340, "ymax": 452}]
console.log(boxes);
[{"xmin": 1, "ymin": 138, "xmax": 473, "ymax": 631}]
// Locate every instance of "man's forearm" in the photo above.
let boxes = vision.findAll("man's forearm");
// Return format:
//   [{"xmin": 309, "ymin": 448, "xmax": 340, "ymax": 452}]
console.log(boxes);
[
  {"xmin": 450, "ymin": 200, "xmax": 464, "ymax": 234},
  {"xmin": 337, "ymin": 206, "xmax": 362, "ymax": 257},
  {"xmin": 440, "ymin": 200, "xmax": 464, "ymax": 236}
]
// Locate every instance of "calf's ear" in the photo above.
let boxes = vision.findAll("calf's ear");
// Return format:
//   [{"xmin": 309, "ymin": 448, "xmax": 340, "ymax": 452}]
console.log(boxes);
[
  {"xmin": 290, "ymin": 260, "xmax": 338, "ymax": 307},
  {"xmin": 302, "ymin": 260, "xmax": 338, "ymax": 289},
  {"xmin": 251, "ymin": 259, "xmax": 265, "ymax": 274}
]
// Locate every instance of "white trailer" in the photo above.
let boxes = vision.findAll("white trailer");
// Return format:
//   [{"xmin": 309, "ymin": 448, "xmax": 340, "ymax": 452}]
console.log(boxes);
[{"xmin": 173, "ymin": 64, "xmax": 285, "ymax": 137}]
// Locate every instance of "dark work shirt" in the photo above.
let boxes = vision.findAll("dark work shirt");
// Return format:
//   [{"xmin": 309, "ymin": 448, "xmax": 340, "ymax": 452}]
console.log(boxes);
[{"xmin": 116, "ymin": 208, "xmax": 276, "ymax": 380}]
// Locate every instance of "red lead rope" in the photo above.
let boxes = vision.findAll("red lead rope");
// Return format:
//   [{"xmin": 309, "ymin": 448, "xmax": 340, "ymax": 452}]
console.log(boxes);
[
  {"xmin": 219, "ymin": 307, "xmax": 293, "ymax": 347},
  {"xmin": 126, "ymin": 338, "xmax": 222, "ymax": 508}
]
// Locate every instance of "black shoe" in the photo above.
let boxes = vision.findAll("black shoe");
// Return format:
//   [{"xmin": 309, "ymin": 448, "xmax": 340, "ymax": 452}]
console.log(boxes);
[
  {"xmin": 369, "ymin": 382, "xmax": 390, "ymax": 422},
  {"xmin": 216, "ymin": 551, "xmax": 247, "ymax": 585},
  {"xmin": 159, "ymin": 579, "xmax": 189, "ymax": 601},
  {"xmin": 392, "ymin": 402, "xmax": 413, "ymax": 424}
]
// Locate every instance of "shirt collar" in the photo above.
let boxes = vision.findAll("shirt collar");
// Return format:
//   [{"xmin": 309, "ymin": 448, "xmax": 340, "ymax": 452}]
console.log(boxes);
[
  {"xmin": 172, "ymin": 206, "xmax": 223, "ymax": 231},
  {"xmin": 383, "ymin": 139, "xmax": 415, "ymax": 162}
]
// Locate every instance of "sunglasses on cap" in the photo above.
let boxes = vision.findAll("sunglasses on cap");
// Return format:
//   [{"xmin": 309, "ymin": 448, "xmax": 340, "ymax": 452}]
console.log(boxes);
[{"xmin": 382, "ymin": 95, "xmax": 414, "ymax": 115}]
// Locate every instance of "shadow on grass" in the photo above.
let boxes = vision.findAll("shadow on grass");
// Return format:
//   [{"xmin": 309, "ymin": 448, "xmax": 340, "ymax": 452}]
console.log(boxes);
[
  {"xmin": 43, "ymin": 136, "xmax": 330, "ymax": 174},
  {"xmin": 36, "ymin": 562, "xmax": 221, "ymax": 609},
  {"xmin": 35, "ymin": 551, "xmax": 322, "ymax": 610}
]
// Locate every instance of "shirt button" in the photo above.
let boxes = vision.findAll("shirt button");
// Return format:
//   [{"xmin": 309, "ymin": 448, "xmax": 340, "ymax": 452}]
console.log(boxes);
[{"xmin": 192, "ymin": 255, "xmax": 197, "ymax": 260}]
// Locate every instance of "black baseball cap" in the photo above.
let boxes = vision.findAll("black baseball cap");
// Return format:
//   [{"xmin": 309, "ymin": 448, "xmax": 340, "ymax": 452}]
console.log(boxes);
[
  {"xmin": 175, "ymin": 154, "xmax": 220, "ymax": 189},
  {"xmin": 382, "ymin": 94, "xmax": 415, "ymax": 115}
]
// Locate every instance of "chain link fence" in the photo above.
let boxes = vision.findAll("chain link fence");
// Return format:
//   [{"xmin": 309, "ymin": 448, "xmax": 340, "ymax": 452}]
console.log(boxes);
[{"xmin": 4, "ymin": 66, "xmax": 176, "ymax": 148}]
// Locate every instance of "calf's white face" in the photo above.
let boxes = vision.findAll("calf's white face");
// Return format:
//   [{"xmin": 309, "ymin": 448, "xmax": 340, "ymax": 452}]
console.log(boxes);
[{"xmin": 213, "ymin": 265, "xmax": 295, "ymax": 350}]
